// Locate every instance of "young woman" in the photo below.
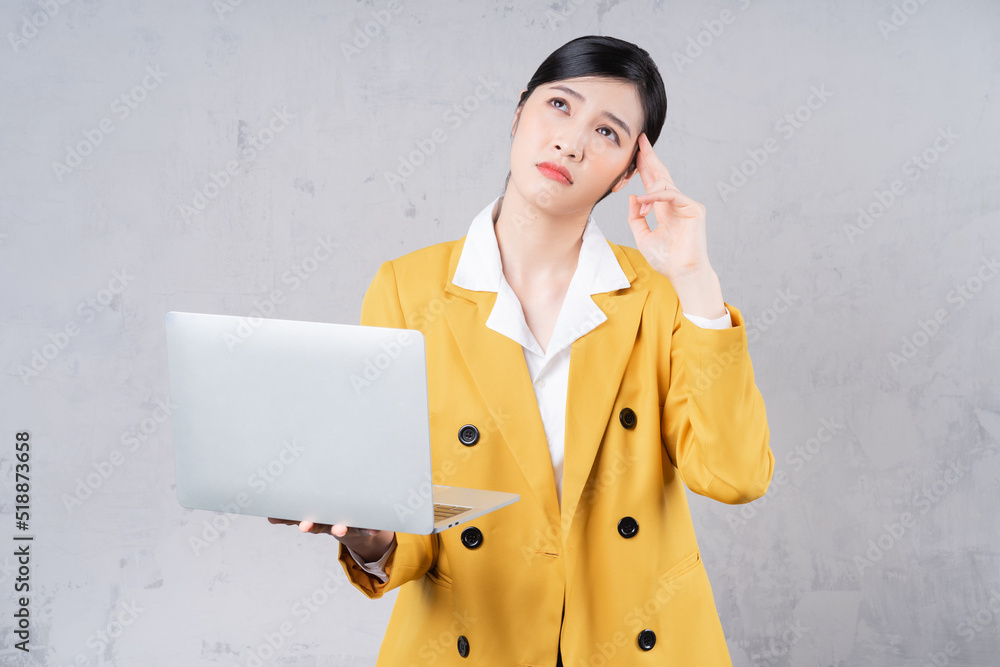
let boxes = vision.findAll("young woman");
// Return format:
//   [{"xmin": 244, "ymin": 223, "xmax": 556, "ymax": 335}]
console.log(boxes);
[{"xmin": 271, "ymin": 35, "xmax": 773, "ymax": 666}]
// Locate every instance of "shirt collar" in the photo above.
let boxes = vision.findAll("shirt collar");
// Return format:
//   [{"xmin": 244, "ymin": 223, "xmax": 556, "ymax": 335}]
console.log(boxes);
[
  {"xmin": 451, "ymin": 195, "xmax": 631, "ymax": 359},
  {"xmin": 452, "ymin": 195, "xmax": 631, "ymax": 295}
]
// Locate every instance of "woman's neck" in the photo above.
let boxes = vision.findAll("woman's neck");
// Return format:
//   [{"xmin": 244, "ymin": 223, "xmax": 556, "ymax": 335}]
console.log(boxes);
[{"xmin": 492, "ymin": 189, "xmax": 587, "ymax": 289}]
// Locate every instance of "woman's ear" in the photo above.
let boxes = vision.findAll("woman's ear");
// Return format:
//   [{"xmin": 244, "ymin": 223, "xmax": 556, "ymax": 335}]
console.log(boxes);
[
  {"xmin": 610, "ymin": 159, "xmax": 639, "ymax": 193},
  {"xmin": 611, "ymin": 140, "xmax": 641, "ymax": 190},
  {"xmin": 510, "ymin": 89, "xmax": 527, "ymax": 138},
  {"xmin": 510, "ymin": 105, "xmax": 523, "ymax": 138},
  {"xmin": 610, "ymin": 172, "xmax": 633, "ymax": 193}
]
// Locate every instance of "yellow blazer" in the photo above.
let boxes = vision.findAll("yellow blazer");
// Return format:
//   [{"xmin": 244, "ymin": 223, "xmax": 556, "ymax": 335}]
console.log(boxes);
[{"xmin": 338, "ymin": 233, "xmax": 774, "ymax": 666}]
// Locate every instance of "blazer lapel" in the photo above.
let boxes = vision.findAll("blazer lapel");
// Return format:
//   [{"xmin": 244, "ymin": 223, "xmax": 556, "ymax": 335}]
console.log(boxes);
[{"xmin": 442, "ymin": 237, "xmax": 648, "ymax": 536}]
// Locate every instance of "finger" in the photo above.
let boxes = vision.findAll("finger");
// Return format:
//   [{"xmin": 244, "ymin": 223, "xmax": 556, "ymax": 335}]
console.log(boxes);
[
  {"xmin": 636, "ymin": 187, "xmax": 682, "ymax": 204},
  {"xmin": 638, "ymin": 133, "xmax": 670, "ymax": 176},
  {"xmin": 331, "ymin": 524, "xmax": 349, "ymax": 537},
  {"xmin": 635, "ymin": 181, "xmax": 673, "ymax": 202},
  {"xmin": 636, "ymin": 135, "xmax": 676, "ymax": 192},
  {"xmin": 635, "ymin": 183, "xmax": 677, "ymax": 201},
  {"xmin": 306, "ymin": 522, "xmax": 332, "ymax": 535},
  {"xmin": 627, "ymin": 194, "xmax": 652, "ymax": 244},
  {"xmin": 636, "ymin": 187, "xmax": 702, "ymax": 215}
]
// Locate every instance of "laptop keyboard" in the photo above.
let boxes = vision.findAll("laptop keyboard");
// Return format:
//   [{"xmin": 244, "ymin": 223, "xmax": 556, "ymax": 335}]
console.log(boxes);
[{"xmin": 434, "ymin": 503, "xmax": 472, "ymax": 520}]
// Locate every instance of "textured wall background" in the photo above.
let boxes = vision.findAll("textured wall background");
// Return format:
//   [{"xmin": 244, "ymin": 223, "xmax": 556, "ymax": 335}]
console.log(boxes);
[{"xmin": 1, "ymin": 0, "xmax": 998, "ymax": 665}]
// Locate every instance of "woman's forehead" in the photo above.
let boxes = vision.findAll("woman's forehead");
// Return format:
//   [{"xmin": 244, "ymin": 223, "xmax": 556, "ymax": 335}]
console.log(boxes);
[
  {"xmin": 542, "ymin": 75, "xmax": 635, "ymax": 92},
  {"xmin": 539, "ymin": 77, "xmax": 643, "ymax": 120}
]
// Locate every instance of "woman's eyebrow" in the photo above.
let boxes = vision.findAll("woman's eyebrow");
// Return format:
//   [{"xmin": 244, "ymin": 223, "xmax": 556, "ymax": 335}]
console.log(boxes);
[{"xmin": 547, "ymin": 84, "xmax": 633, "ymax": 138}]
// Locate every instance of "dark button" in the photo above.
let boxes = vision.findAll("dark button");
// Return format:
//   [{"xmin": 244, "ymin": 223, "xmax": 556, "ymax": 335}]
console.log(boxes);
[
  {"xmin": 457, "ymin": 634, "xmax": 469, "ymax": 657},
  {"xmin": 619, "ymin": 407, "xmax": 636, "ymax": 429},
  {"xmin": 461, "ymin": 527, "xmax": 483, "ymax": 549},
  {"xmin": 618, "ymin": 516, "xmax": 638, "ymax": 538},
  {"xmin": 637, "ymin": 628, "xmax": 656, "ymax": 650},
  {"xmin": 458, "ymin": 424, "xmax": 480, "ymax": 446}
]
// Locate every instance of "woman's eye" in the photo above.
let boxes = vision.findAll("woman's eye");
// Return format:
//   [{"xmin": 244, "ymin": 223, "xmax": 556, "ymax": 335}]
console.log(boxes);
[
  {"xmin": 549, "ymin": 97, "xmax": 619, "ymax": 144},
  {"xmin": 598, "ymin": 127, "xmax": 620, "ymax": 143}
]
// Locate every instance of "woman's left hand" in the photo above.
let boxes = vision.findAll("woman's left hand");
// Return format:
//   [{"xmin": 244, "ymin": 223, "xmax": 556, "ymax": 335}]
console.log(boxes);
[{"xmin": 626, "ymin": 132, "xmax": 712, "ymax": 281}]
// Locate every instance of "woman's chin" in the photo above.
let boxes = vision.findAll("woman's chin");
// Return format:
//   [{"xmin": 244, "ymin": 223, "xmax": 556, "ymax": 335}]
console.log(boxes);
[{"xmin": 521, "ymin": 177, "xmax": 577, "ymax": 206}]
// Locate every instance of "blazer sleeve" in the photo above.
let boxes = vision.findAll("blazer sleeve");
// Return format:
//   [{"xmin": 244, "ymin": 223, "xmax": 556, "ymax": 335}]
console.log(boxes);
[
  {"xmin": 660, "ymin": 294, "xmax": 775, "ymax": 505},
  {"xmin": 337, "ymin": 259, "xmax": 440, "ymax": 599}
]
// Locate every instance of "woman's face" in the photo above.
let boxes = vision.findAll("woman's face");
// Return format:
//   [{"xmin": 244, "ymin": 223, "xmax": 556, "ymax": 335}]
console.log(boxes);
[{"xmin": 508, "ymin": 75, "xmax": 644, "ymax": 216}]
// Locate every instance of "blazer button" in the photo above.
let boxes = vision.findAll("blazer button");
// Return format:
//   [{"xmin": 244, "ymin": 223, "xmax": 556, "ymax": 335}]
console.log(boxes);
[
  {"xmin": 637, "ymin": 628, "xmax": 656, "ymax": 650},
  {"xmin": 457, "ymin": 634, "xmax": 470, "ymax": 657},
  {"xmin": 458, "ymin": 424, "xmax": 480, "ymax": 446},
  {"xmin": 619, "ymin": 407, "xmax": 637, "ymax": 429},
  {"xmin": 617, "ymin": 516, "xmax": 639, "ymax": 538},
  {"xmin": 461, "ymin": 526, "xmax": 483, "ymax": 549}
]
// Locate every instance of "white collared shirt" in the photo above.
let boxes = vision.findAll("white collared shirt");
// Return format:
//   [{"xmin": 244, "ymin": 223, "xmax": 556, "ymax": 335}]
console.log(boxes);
[{"xmin": 347, "ymin": 196, "xmax": 732, "ymax": 580}]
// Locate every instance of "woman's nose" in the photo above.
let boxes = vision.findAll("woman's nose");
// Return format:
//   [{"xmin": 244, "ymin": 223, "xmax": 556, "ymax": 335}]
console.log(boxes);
[
  {"xmin": 554, "ymin": 143, "xmax": 577, "ymax": 159},
  {"xmin": 554, "ymin": 134, "xmax": 583, "ymax": 158}
]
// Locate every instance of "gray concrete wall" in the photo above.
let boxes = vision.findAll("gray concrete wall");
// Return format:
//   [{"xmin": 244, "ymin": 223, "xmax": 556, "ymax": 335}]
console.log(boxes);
[{"xmin": 1, "ymin": 0, "xmax": 998, "ymax": 665}]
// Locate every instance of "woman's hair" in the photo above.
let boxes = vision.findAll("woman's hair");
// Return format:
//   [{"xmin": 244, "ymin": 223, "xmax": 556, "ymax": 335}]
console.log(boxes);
[{"xmin": 500, "ymin": 35, "xmax": 668, "ymax": 208}]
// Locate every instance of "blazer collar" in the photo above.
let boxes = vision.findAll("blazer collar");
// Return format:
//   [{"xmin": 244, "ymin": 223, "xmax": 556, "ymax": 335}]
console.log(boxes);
[{"xmin": 442, "ymin": 198, "xmax": 649, "ymax": 546}]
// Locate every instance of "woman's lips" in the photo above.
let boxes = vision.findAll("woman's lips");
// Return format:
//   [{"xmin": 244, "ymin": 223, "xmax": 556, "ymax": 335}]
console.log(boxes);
[{"xmin": 537, "ymin": 162, "xmax": 572, "ymax": 185}]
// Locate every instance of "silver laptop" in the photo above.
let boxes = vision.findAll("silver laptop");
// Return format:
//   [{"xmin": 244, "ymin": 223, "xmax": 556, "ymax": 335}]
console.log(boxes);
[{"xmin": 164, "ymin": 310, "xmax": 519, "ymax": 534}]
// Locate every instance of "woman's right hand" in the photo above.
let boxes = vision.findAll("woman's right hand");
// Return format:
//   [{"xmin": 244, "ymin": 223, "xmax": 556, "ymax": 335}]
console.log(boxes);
[{"xmin": 267, "ymin": 517, "xmax": 396, "ymax": 562}]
